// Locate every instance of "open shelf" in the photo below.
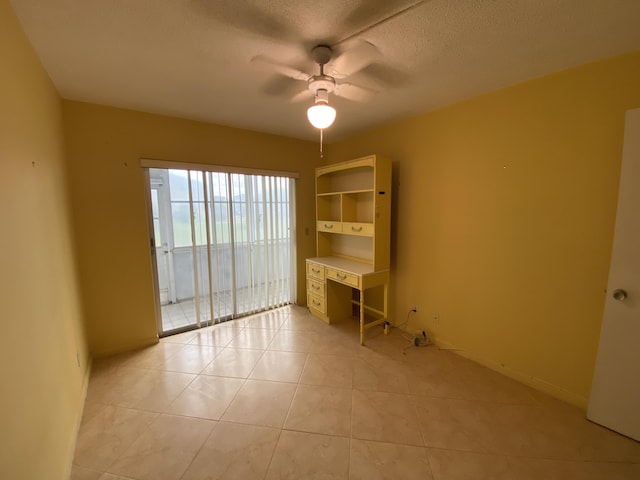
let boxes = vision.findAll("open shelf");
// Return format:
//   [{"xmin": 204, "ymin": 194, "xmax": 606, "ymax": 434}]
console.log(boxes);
[
  {"xmin": 316, "ymin": 165, "xmax": 374, "ymax": 195},
  {"xmin": 342, "ymin": 192, "xmax": 374, "ymax": 223},
  {"xmin": 317, "ymin": 194, "xmax": 341, "ymax": 222}
]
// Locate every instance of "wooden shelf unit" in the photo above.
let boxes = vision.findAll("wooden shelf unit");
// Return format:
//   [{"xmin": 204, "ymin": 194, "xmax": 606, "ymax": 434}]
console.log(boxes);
[{"xmin": 306, "ymin": 155, "xmax": 392, "ymax": 344}]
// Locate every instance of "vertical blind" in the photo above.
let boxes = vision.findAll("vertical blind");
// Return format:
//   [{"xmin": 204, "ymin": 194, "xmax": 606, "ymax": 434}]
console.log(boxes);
[{"xmin": 145, "ymin": 161, "xmax": 296, "ymax": 331}]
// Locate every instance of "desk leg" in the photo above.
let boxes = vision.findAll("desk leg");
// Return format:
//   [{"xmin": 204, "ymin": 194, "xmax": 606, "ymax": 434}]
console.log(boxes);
[
  {"xmin": 383, "ymin": 282, "xmax": 390, "ymax": 335},
  {"xmin": 359, "ymin": 288, "xmax": 365, "ymax": 346}
]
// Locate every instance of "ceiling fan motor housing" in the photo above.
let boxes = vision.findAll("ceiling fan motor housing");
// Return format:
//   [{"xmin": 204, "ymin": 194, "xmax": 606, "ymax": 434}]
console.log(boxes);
[
  {"xmin": 311, "ymin": 45, "xmax": 332, "ymax": 65},
  {"xmin": 308, "ymin": 45, "xmax": 337, "ymax": 102},
  {"xmin": 308, "ymin": 75, "xmax": 336, "ymax": 101}
]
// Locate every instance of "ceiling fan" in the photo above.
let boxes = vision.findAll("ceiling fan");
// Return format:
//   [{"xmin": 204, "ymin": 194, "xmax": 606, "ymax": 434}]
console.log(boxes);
[
  {"xmin": 193, "ymin": 0, "xmax": 428, "ymax": 134},
  {"xmin": 252, "ymin": 40, "xmax": 380, "ymax": 129}
]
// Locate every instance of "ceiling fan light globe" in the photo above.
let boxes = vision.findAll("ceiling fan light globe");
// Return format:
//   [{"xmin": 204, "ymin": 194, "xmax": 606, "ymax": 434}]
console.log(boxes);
[{"xmin": 307, "ymin": 104, "xmax": 336, "ymax": 129}]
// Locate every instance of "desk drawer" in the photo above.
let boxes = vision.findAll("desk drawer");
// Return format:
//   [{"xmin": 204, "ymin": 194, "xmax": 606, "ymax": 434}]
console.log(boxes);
[
  {"xmin": 307, "ymin": 278, "xmax": 325, "ymax": 298},
  {"xmin": 307, "ymin": 293, "xmax": 326, "ymax": 314},
  {"xmin": 343, "ymin": 222, "xmax": 374, "ymax": 236},
  {"xmin": 317, "ymin": 221, "xmax": 342, "ymax": 233},
  {"xmin": 306, "ymin": 261, "xmax": 325, "ymax": 280},
  {"xmin": 326, "ymin": 267, "xmax": 360, "ymax": 288}
]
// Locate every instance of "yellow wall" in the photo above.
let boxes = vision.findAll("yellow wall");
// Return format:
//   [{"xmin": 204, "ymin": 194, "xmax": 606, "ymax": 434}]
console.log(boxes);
[
  {"xmin": 329, "ymin": 51, "xmax": 640, "ymax": 407},
  {"xmin": 63, "ymin": 102, "xmax": 319, "ymax": 356},
  {"xmin": 0, "ymin": 2, "xmax": 89, "ymax": 479},
  {"xmin": 5, "ymin": 12, "xmax": 639, "ymax": 480}
]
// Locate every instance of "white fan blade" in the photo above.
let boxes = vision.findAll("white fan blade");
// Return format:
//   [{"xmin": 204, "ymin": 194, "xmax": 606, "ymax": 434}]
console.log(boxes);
[
  {"xmin": 251, "ymin": 55, "xmax": 310, "ymax": 81},
  {"xmin": 334, "ymin": 83, "xmax": 377, "ymax": 103},
  {"xmin": 290, "ymin": 89, "xmax": 313, "ymax": 103},
  {"xmin": 326, "ymin": 39, "xmax": 381, "ymax": 78}
]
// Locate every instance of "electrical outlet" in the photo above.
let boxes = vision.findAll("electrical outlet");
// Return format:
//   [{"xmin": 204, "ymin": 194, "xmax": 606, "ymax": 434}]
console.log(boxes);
[{"xmin": 411, "ymin": 306, "xmax": 418, "ymax": 313}]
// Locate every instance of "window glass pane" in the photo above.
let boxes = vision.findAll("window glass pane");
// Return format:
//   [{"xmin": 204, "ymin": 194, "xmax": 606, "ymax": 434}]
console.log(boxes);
[
  {"xmin": 230, "ymin": 174, "xmax": 244, "ymax": 196},
  {"xmin": 169, "ymin": 169, "xmax": 189, "ymax": 201},
  {"xmin": 153, "ymin": 219, "xmax": 162, "ymax": 245},
  {"xmin": 151, "ymin": 189, "xmax": 159, "ymax": 217},
  {"xmin": 171, "ymin": 202, "xmax": 192, "ymax": 247},
  {"xmin": 151, "ymin": 188, "xmax": 162, "ymax": 244},
  {"xmin": 234, "ymin": 202, "xmax": 248, "ymax": 243},
  {"xmin": 210, "ymin": 172, "xmax": 229, "ymax": 200},
  {"xmin": 192, "ymin": 201, "xmax": 207, "ymax": 246},
  {"xmin": 253, "ymin": 177, "xmax": 263, "ymax": 201},
  {"xmin": 190, "ymin": 171, "xmax": 204, "ymax": 202},
  {"xmin": 278, "ymin": 205, "xmax": 286, "ymax": 239},
  {"xmin": 213, "ymin": 203, "xmax": 230, "ymax": 244},
  {"xmin": 213, "ymin": 201, "xmax": 228, "ymax": 223}
]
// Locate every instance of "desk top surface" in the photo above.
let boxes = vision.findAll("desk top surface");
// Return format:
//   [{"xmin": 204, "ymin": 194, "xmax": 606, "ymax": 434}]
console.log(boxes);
[{"xmin": 307, "ymin": 256, "xmax": 388, "ymax": 276}]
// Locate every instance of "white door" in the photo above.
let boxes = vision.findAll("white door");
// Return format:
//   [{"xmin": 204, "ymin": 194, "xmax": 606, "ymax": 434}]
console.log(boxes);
[
  {"xmin": 587, "ymin": 108, "xmax": 640, "ymax": 441},
  {"xmin": 150, "ymin": 172, "xmax": 177, "ymax": 305}
]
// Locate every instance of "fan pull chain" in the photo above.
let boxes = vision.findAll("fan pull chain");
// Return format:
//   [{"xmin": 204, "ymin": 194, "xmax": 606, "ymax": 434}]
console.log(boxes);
[{"xmin": 320, "ymin": 128, "xmax": 324, "ymax": 158}]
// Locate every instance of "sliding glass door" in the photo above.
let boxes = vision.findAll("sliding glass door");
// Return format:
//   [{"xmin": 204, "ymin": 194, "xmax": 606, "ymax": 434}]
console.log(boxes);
[{"xmin": 146, "ymin": 166, "xmax": 295, "ymax": 335}]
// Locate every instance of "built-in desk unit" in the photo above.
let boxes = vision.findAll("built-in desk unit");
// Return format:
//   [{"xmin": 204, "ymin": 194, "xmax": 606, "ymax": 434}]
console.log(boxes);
[{"xmin": 306, "ymin": 155, "xmax": 391, "ymax": 344}]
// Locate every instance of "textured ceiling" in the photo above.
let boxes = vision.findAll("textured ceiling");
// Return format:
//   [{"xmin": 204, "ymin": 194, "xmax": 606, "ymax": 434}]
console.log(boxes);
[{"xmin": 10, "ymin": 0, "xmax": 640, "ymax": 141}]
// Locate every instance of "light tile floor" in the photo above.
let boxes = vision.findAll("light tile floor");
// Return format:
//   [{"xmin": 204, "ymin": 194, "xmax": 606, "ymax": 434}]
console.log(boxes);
[
  {"xmin": 160, "ymin": 294, "xmax": 286, "ymax": 333},
  {"xmin": 160, "ymin": 297, "xmax": 231, "ymax": 332},
  {"xmin": 71, "ymin": 305, "xmax": 640, "ymax": 480}
]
